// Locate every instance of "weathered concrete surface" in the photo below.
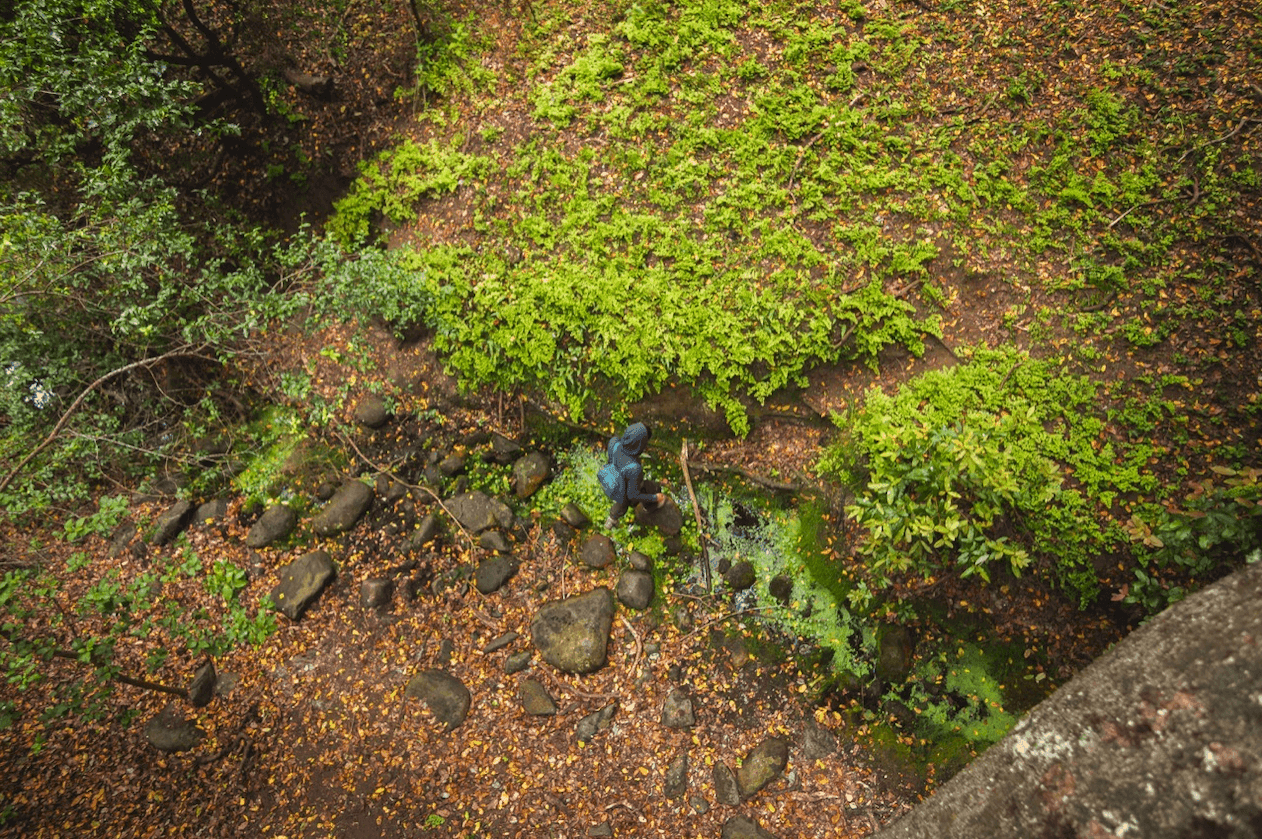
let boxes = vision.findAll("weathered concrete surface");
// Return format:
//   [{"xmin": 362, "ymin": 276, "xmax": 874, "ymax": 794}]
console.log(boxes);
[{"xmin": 874, "ymin": 559, "xmax": 1262, "ymax": 839}]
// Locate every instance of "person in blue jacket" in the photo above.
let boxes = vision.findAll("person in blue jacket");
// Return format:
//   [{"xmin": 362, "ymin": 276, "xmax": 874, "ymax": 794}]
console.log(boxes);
[{"xmin": 601, "ymin": 422, "xmax": 667, "ymax": 529}]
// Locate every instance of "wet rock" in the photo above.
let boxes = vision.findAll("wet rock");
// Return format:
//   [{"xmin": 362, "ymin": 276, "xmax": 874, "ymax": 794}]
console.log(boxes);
[
  {"xmin": 150, "ymin": 500, "xmax": 194, "ymax": 546},
  {"xmin": 803, "ymin": 717, "xmax": 838, "ymax": 760},
  {"xmin": 404, "ymin": 669, "xmax": 471, "ymax": 731},
  {"xmin": 411, "ymin": 512, "xmax": 439, "ymax": 547},
  {"xmin": 736, "ymin": 736, "xmax": 789, "ymax": 798},
  {"xmin": 575, "ymin": 703, "xmax": 617, "ymax": 742},
  {"xmin": 353, "ymin": 394, "xmax": 389, "ymax": 429},
  {"xmin": 616, "ymin": 569, "xmax": 654, "ymax": 610},
  {"xmin": 725, "ymin": 560, "xmax": 756, "ymax": 592},
  {"xmin": 188, "ymin": 660, "xmax": 216, "ymax": 708},
  {"xmin": 634, "ymin": 496, "xmax": 684, "ymax": 536},
  {"xmin": 361, "ymin": 578, "xmax": 393, "ymax": 611},
  {"xmin": 478, "ymin": 529, "xmax": 512, "ymax": 553},
  {"xmin": 193, "ymin": 499, "xmax": 228, "ymax": 526},
  {"xmin": 504, "ymin": 651, "xmax": 532, "ymax": 674},
  {"xmin": 445, "ymin": 491, "xmax": 513, "ymax": 533},
  {"xmin": 664, "ymin": 753, "xmax": 688, "ymax": 800},
  {"xmin": 714, "ymin": 762, "xmax": 741, "ymax": 806},
  {"xmin": 476, "ymin": 556, "xmax": 517, "ymax": 594},
  {"xmin": 580, "ymin": 533, "xmax": 616, "ymax": 569},
  {"xmin": 876, "ymin": 624, "xmax": 915, "ymax": 683},
  {"xmin": 660, "ymin": 688, "xmax": 695, "ymax": 729},
  {"xmin": 438, "ymin": 453, "xmax": 465, "ymax": 477},
  {"xmin": 484, "ymin": 631, "xmax": 518, "ymax": 653},
  {"xmin": 246, "ymin": 504, "xmax": 297, "ymax": 548},
  {"xmin": 561, "ymin": 502, "xmax": 590, "ymax": 529},
  {"xmin": 769, "ymin": 574, "xmax": 793, "ymax": 606},
  {"xmin": 531, "ymin": 588, "xmax": 615, "ymax": 674},
  {"xmin": 488, "ymin": 433, "xmax": 523, "ymax": 464},
  {"xmin": 312, "ymin": 480, "xmax": 374, "ymax": 537},
  {"xmin": 270, "ymin": 550, "xmax": 335, "ymax": 620},
  {"xmin": 628, "ymin": 551, "xmax": 653, "ymax": 572},
  {"xmin": 721, "ymin": 815, "xmax": 778, "ymax": 839},
  {"xmin": 144, "ymin": 704, "xmax": 203, "ymax": 753},
  {"xmin": 512, "ymin": 451, "xmax": 549, "ymax": 499},
  {"xmin": 519, "ymin": 679, "xmax": 557, "ymax": 716}
]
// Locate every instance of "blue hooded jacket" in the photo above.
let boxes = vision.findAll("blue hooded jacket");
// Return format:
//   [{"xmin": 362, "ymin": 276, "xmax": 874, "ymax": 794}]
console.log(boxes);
[{"xmin": 607, "ymin": 422, "xmax": 657, "ymax": 505}]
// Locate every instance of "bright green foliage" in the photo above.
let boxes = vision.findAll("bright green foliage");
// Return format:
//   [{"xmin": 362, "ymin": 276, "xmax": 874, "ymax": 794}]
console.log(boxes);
[
  {"xmin": 901, "ymin": 643, "xmax": 1020, "ymax": 749},
  {"xmin": 329, "ymin": 138, "xmax": 493, "ymax": 248},
  {"xmin": 819, "ymin": 347, "xmax": 1139, "ymax": 602}
]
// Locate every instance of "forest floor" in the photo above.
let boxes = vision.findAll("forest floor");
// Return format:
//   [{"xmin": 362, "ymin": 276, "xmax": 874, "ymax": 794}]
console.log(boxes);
[{"xmin": 2, "ymin": 0, "xmax": 1260, "ymax": 836}]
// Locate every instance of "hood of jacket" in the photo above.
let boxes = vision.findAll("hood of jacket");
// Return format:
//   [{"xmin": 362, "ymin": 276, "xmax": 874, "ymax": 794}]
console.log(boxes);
[{"xmin": 618, "ymin": 422, "xmax": 651, "ymax": 457}]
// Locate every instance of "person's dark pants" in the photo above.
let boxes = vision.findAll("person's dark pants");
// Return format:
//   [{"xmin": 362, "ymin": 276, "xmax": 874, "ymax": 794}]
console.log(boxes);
[{"xmin": 608, "ymin": 480, "xmax": 661, "ymax": 523}]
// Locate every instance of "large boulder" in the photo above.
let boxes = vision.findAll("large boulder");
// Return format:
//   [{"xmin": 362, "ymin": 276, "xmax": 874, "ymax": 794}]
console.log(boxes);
[
  {"xmin": 873, "ymin": 559, "xmax": 1262, "ymax": 839},
  {"xmin": 617, "ymin": 569, "xmax": 654, "ymax": 610},
  {"xmin": 150, "ymin": 500, "xmax": 193, "ymax": 546},
  {"xmin": 634, "ymin": 495, "xmax": 684, "ymax": 536},
  {"xmin": 736, "ymin": 736, "xmax": 790, "ymax": 798},
  {"xmin": 445, "ymin": 491, "xmax": 513, "ymax": 534},
  {"xmin": 531, "ymin": 588, "xmax": 615, "ymax": 675},
  {"xmin": 512, "ymin": 451, "xmax": 549, "ymax": 499},
  {"xmin": 270, "ymin": 550, "xmax": 335, "ymax": 620},
  {"xmin": 311, "ymin": 480, "xmax": 374, "ymax": 537}
]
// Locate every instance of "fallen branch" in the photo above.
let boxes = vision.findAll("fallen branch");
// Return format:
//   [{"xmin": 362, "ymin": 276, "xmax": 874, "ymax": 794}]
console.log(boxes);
[
  {"xmin": 688, "ymin": 460, "xmax": 801, "ymax": 493},
  {"xmin": 680, "ymin": 440, "xmax": 712, "ymax": 593},
  {"xmin": 0, "ymin": 345, "xmax": 212, "ymax": 500},
  {"xmin": 1178, "ymin": 116, "xmax": 1256, "ymax": 164},
  {"xmin": 620, "ymin": 615, "xmax": 643, "ymax": 685}
]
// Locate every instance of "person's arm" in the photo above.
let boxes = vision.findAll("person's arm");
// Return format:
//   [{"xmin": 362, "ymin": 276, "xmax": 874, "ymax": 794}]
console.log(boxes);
[{"xmin": 624, "ymin": 464, "xmax": 664, "ymax": 505}]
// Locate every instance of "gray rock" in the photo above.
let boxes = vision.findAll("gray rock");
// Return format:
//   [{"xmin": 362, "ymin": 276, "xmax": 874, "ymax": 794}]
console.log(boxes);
[
  {"xmin": 561, "ymin": 502, "xmax": 590, "ymax": 529},
  {"xmin": 587, "ymin": 824, "xmax": 613, "ymax": 838},
  {"xmin": 150, "ymin": 500, "xmax": 194, "ymax": 546},
  {"xmin": 505, "ymin": 651, "xmax": 532, "ymax": 674},
  {"xmin": 580, "ymin": 533, "xmax": 616, "ymax": 569},
  {"xmin": 769, "ymin": 574, "xmax": 793, "ymax": 606},
  {"xmin": 488, "ymin": 433, "xmax": 523, "ymax": 464},
  {"xmin": 628, "ymin": 551, "xmax": 653, "ymax": 572},
  {"xmin": 736, "ymin": 736, "xmax": 790, "ymax": 798},
  {"xmin": 144, "ymin": 704, "xmax": 203, "ymax": 753},
  {"xmin": 872, "ymin": 558, "xmax": 1262, "ymax": 839},
  {"xmin": 531, "ymin": 588, "xmax": 615, "ymax": 674},
  {"xmin": 246, "ymin": 504, "xmax": 297, "ymax": 548},
  {"xmin": 478, "ymin": 529, "xmax": 512, "ymax": 553},
  {"xmin": 802, "ymin": 717, "xmax": 838, "ymax": 760},
  {"xmin": 512, "ymin": 451, "xmax": 549, "ymax": 499},
  {"xmin": 411, "ymin": 513, "xmax": 439, "ymax": 547},
  {"xmin": 361, "ymin": 578, "xmax": 393, "ymax": 611},
  {"xmin": 353, "ymin": 394, "xmax": 389, "ymax": 428},
  {"xmin": 108, "ymin": 521, "xmax": 138, "ymax": 558},
  {"xmin": 445, "ymin": 491, "xmax": 513, "ymax": 533},
  {"xmin": 404, "ymin": 669, "xmax": 471, "ymax": 731},
  {"xmin": 616, "ymin": 569, "xmax": 654, "ymax": 610},
  {"xmin": 576, "ymin": 703, "xmax": 617, "ymax": 742},
  {"xmin": 312, "ymin": 480, "xmax": 374, "ymax": 537},
  {"xmin": 475, "ymin": 556, "xmax": 517, "ymax": 594},
  {"xmin": 690, "ymin": 796, "xmax": 710, "ymax": 815},
  {"xmin": 633, "ymin": 496, "xmax": 684, "ymax": 536},
  {"xmin": 714, "ymin": 762, "xmax": 741, "ymax": 806},
  {"xmin": 438, "ymin": 453, "xmax": 465, "ymax": 477},
  {"xmin": 519, "ymin": 679, "xmax": 557, "ymax": 716},
  {"xmin": 484, "ymin": 631, "xmax": 518, "ymax": 653},
  {"xmin": 270, "ymin": 550, "xmax": 336, "ymax": 620},
  {"xmin": 664, "ymin": 753, "xmax": 688, "ymax": 800},
  {"xmin": 193, "ymin": 499, "xmax": 228, "ymax": 526},
  {"xmin": 660, "ymin": 687, "xmax": 696, "ymax": 729},
  {"xmin": 188, "ymin": 661, "xmax": 216, "ymax": 708},
  {"xmin": 721, "ymin": 815, "xmax": 778, "ymax": 839},
  {"xmin": 876, "ymin": 624, "xmax": 915, "ymax": 682},
  {"xmin": 725, "ymin": 560, "xmax": 756, "ymax": 592}
]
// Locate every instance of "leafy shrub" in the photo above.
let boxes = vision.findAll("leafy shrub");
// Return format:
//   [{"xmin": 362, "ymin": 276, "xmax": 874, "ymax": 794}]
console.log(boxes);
[{"xmin": 819, "ymin": 347, "xmax": 1136, "ymax": 602}]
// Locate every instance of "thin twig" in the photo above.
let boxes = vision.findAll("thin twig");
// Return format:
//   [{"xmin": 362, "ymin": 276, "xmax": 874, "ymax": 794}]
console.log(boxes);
[
  {"xmin": 620, "ymin": 615, "xmax": 643, "ymax": 684},
  {"xmin": 335, "ymin": 429, "xmax": 476, "ymax": 549},
  {"xmin": 1178, "ymin": 117, "xmax": 1254, "ymax": 164},
  {"xmin": 679, "ymin": 440, "xmax": 712, "ymax": 593},
  {"xmin": 0, "ymin": 345, "xmax": 213, "ymax": 500}
]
